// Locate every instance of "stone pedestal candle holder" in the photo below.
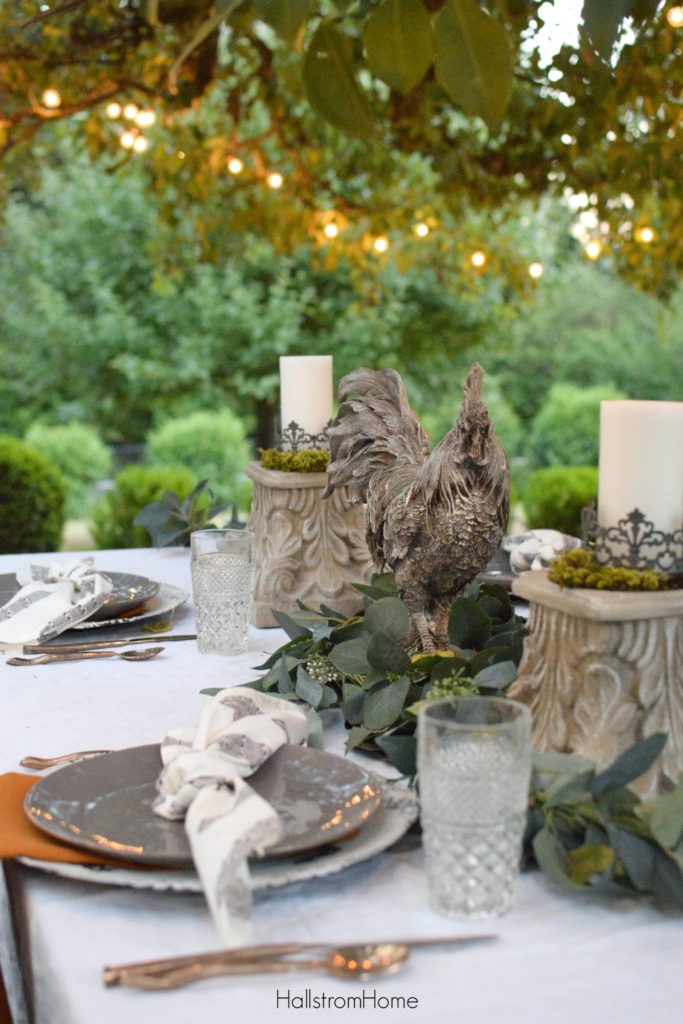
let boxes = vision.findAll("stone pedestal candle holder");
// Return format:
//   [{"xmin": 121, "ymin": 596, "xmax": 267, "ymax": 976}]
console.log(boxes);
[
  {"xmin": 508, "ymin": 571, "xmax": 683, "ymax": 797},
  {"xmin": 245, "ymin": 462, "xmax": 374, "ymax": 628}
]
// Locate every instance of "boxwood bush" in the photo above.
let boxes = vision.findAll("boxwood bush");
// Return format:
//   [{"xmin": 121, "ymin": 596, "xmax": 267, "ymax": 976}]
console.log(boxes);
[
  {"xmin": 92, "ymin": 465, "xmax": 197, "ymax": 549},
  {"xmin": 526, "ymin": 383, "xmax": 625, "ymax": 469},
  {"xmin": 0, "ymin": 437, "xmax": 66, "ymax": 553},
  {"xmin": 24, "ymin": 421, "xmax": 112, "ymax": 518},
  {"xmin": 524, "ymin": 466, "xmax": 599, "ymax": 537},
  {"xmin": 146, "ymin": 410, "xmax": 252, "ymax": 507}
]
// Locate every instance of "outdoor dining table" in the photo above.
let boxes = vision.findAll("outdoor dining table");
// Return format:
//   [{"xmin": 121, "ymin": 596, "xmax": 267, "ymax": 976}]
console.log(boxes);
[{"xmin": 1, "ymin": 546, "xmax": 681, "ymax": 1024}]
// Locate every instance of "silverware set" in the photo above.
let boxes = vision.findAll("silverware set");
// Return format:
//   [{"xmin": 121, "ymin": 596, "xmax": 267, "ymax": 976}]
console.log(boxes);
[
  {"xmin": 6, "ymin": 633, "xmax": 196, "ymax": 666},
  {"xmin": 104, "ymin": 935, "xmax": 497, "ymax": 989}
]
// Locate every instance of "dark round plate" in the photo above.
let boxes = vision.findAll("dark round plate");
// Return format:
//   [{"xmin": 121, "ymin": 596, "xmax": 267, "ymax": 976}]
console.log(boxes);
[{"xmin": 24, "ymin": 744, "xmax": 382, "ymax": 867}]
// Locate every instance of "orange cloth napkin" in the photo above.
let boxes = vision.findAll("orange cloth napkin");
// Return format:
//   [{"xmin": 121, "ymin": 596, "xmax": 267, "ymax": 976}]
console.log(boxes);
[{"xmin": 0, "ymin": 772, "xmax": 139, "ymax": 867}]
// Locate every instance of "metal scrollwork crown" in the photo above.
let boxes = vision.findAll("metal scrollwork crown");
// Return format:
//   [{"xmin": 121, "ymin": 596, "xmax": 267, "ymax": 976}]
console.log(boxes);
[
  {"xmin": 278, "ymin": 420, "xmax": 333, "ymax": 452},
  {"xmin": 582, "ymin": 504, "xmax": 683, "ymax": 574}
]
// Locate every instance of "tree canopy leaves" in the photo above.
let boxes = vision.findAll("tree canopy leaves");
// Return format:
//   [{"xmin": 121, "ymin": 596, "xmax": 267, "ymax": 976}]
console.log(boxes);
[{"xmin": 0, "ymin": 1, "xmax": 681, "ymax": 292}]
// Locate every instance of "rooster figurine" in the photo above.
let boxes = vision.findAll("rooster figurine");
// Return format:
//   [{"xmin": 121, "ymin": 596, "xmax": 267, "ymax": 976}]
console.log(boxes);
[{"xmin": 324, "ymin": 364, "xmax": 509, "ymax": 651}]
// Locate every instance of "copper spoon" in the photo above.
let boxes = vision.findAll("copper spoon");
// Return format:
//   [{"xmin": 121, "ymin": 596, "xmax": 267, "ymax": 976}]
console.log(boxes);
[{"xmin": 7, "ymin": 646, "xmax": 164, "ymax": 666}]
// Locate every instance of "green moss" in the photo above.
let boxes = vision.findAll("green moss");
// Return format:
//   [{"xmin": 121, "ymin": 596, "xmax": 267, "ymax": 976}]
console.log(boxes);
[
  {"xmin": 259, "ymin": 448, "xmax": 330, "ymax": 473},
  {"xmin": 548, "ymin": 549, "xmax": 672, "ymax": 592},
  {"xmin": 0, "ymin": 437, "xmax": 67, "ymax": 553}
]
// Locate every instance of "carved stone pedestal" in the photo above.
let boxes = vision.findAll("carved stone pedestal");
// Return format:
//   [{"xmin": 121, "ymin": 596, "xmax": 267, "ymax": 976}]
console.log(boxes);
[
  {"xmin": 508, "ymin": 571, "xmax": 683, "ymax": 796},
  {"xmin": 245, "ymin": 462, "xmax": 374, "ymax": 628}
]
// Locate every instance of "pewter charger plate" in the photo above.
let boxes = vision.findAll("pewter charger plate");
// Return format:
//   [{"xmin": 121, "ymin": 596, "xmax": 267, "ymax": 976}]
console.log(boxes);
[{"xmin": 24, "ymin": 745, "xmax": 382, "ymax": 867}]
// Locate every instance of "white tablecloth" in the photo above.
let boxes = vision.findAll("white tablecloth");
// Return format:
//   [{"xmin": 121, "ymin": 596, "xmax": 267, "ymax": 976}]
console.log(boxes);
[{"xmin": 1, "ymin": 548, "xmax": 681, "ymax": 1024}]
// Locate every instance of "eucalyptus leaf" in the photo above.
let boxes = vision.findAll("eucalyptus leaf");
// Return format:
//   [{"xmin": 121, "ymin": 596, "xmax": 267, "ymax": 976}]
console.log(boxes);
[
  {"xmin": 328, "ymin": 636, "xmax": 372, "ymax": 677},
  {"xmin": 433, "ymin": 0, "xmax": 513, "ymax": 127},
  {"xmin": 367, "ymin": 632, "xmax": 413, "ymax": 674},
  {"xmin": 375, "ymin": 733, "xmax": 417, "ymax": 776},
  {"xmin": 652, "ymin": 850, "xmax": 683, "ymax": 910},
  {"xmin": 469, "ymin": 647, "xmax": 510, "ymax": 675},
  {"xmin": 271, "ymin": 609, "xmax": 313, "ymax": 640},
  {"xmin": 346, "ymin": 725, "xmax": 373, "ymax": 752},
  {"xmin": 532, "ymin": 827, "xmax": 581, "ymax": 891},
  {"xmin": 295, "ymin": 666, "xmax": 324, "ymax": 708},
  {"xmin": 305, "ymin": 706, "xmax": 324, "ymax": 748},
  {"xmin": 448, "ymin": 597, "xmax": 491, "ymax": 648},
  {"xmin": 302, "ymin": 22, "xmax": 376, "ymax": 139},
  {"xmin": 363, "ymin": 596, "xmax": 410, "ymax": 641},
  {"xmin": 590, "ymin": 733, "xmax": 667, "ymax": 796},
  {"xmin": 607, "ymin": 826, "xmax": 656, "ymax": 891},
  {"xmin": 640, "ymin": 776, "xmax": 683, "ymax": 849},
  {"xmin": 473, "ymin": 659, "xmax": 517, "ymax": 690},
  {"xmin": 480, "ymin": 583, "xmax": 513, "ymax": 620},
  {"xmin": 363, "ymin": 0, "xmax": 432, "ymax": 93},
  {"xmin": 363, "ymin": 676, "xmax": 411, "ymax": 730}
]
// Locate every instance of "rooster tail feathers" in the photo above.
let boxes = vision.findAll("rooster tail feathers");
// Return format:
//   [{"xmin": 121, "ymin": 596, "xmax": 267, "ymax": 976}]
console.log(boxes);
[{"xmin": 324, "ymin": 368, "xmax": 429, "ymax": 501}]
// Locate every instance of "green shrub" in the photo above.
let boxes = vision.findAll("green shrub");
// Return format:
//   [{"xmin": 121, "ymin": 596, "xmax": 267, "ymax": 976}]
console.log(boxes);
[
  {"xmin": 0, "ymin": 437, "xmax": 66, "ymax": 553},
  {"xmin": 24, "ymin": 421, "xmax": 112, "ymax": 519},
  {"xmin": 524, "ymin": 466, "xmax": 598, "ymax": 536},
  {"xmin": 146, "ymin": 410, "xmax": 251, "ymax": 507},
  {"xmin": 92, "ymin": 465, "xmax": 196, "ymax": 549},
  {"xmin": 527, "ymin": 383, "xmax": 625, "ymax": 469}
]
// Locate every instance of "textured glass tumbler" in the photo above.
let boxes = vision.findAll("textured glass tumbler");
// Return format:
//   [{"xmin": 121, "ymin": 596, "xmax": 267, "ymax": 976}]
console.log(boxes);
[
  {"xmin": 418, "ymin": 697, "xmax": 531, "ymax": 919},
  {"xmin": 190, "ymin": 529, "xmax": 254, "ymax": 655}
]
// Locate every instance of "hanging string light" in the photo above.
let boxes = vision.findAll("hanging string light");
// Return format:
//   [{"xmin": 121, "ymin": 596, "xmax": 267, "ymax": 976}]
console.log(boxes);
[
  {"xmin": 123, "ymin": 103, "xmax": 139, "ymax": 120},
  {"xmin": 133, "ymin": 136, "xmax": 149, "ymax": 153},
  {"xmin": 635, "ymin": 225, "xmax": 655, "ymax": 244},
  {"xmin": 323, "ymin": 223, "xmax": 339, "ymax": 239},
  {"xmin": 470, "ymin": 250, "xmax": 487, "ymax": 268},
  {"xmin": 373, "ymin": 236, "xmax": 389, "ymax": 253},
  {"xmin": 528, "ymin": 261, "xmax": 544, "ymax": 279},
  {"xmin": 41, "ymin": 88, "xmax": 61, "ymax": 109},
  {"xmin": 266, "ymin": 172, "xmax": 284, "ymax": 189},
  {"xmin": 414, "ymin": 222, "xmax": 430, "ymax": 237},
  {"xmin": 120, "ymin": 131, "xmax": 136, "ymax": 150},
  {"xmin": 135, "ymin": 109, "xmax": 156, "ymax": 128},
  {"xmin": 106, "ymin": 102, "xmax": 122, "ymax": 119},
  {"xmin": 585, "ymin": 239, "xmax": 602, "ymax": 260},
  {"xmin": 227, "ymin": 157, "xmax": 243, "ymax": 174},
  {"xmin": 667, "ymin": 6, "xmax": 683, "ymax": 27}
]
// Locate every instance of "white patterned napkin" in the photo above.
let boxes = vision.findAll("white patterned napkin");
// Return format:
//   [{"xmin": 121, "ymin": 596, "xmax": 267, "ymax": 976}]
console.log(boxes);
[
  {"xmin": 503, "ymin": 530, "xmax": 582, "ymax": 574},
  {"xmin": 154, "ymin": 688, "xmax": 308, "ymax": 946},
  {"xmin": 0, "ymin": 559, "xmax": 113, "ymax": 649}
]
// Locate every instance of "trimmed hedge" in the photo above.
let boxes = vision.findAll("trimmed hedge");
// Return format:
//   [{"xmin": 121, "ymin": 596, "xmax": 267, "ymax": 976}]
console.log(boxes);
[
  {"xmin": 92, "ymin": 465, "xmax": 197, "ymax": 549},
  {"xmin": 524, "ymin": 466, "xmax": 599, "ymax": 537},
  {"xmin": 146, "ymin": 410, "xmax": 251, "ymax": 506},
  {"xmin": 0, "ymin": 436, "xmax": 66, "ymax": 553},
  {"xmin": 24, "ymin": 421, "xmax": 112, "ymax": 518},
  {"xmin": 527, "ymin": 383, "xmax": 625, "ymax": 469}
]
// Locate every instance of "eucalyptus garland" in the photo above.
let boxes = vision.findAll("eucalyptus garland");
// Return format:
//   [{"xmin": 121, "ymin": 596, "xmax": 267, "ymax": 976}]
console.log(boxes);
[
  {"xmin": 201, "ymin": 573, "xmax": 683, "ymax": 911},
  {"xmin": 247, "ymin": 573, "xmax": 527, "ymax": 776}
]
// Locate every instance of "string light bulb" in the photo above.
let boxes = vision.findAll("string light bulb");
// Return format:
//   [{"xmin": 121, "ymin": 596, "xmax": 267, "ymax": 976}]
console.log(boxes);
[
  {"xmin": 635, "ymin": 225, "xmax": 655, "ymax": 244},
  {"xmin": 373, "ymin": 236, "xmax": 389, "ymax": 253},
  {"xmin": 266, "ymin": 172, "xmax": 284, "ymax": 189},
  {"xmin": 324, "ymin": 223, "xmax": 339, "ymax": 239},
  {"xmin": 106, "ymin": 101, "xmax": 122, "ymax": 119},
  {"xmin": 135, "ymin": 109, "xmax": 156, "ymax": 128},
  {"xmin": 470, "ymin": 250, "xmax": 487, "ymax": 268},
  {"xmin": 414, "ymin": 222, "xmax": 430, "ymax": 238},
  {"xmin": 133, "ymin": 135, "xmax": 149, "ymax": 153},
  {"xmin": 120, "ymin": 131, "xmax": 136, "ymax": 150},
  {"xmin": 667, "ymin": 6, "xmax": 683, "ymax": 27},
  {"xmin": 227, "ymin": 157, "xmax": 243, "ymax": 175},
  {"xmin": 123, "ymin": 103, "xmax": 139, "ymax": 120},
  {"xmin": 529, "ymin": 261, "xmax": 545, "ymax": 279},
  {"xmin": 585, "ymin": 239, "xmax": 602, "ymax": 260},
  {"xmin": 42, "ymin": 88, "xmax": 61, "ymax": 109}
]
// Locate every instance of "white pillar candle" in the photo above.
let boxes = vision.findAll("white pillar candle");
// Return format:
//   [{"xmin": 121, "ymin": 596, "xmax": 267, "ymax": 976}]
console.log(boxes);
[
  {"xmin": 598, "ymin": 400, "xmax": 683, "ymax": 542},
  {"xmin": 279, "ymin": 355, "xmax": 333, "ymax": 443}
]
